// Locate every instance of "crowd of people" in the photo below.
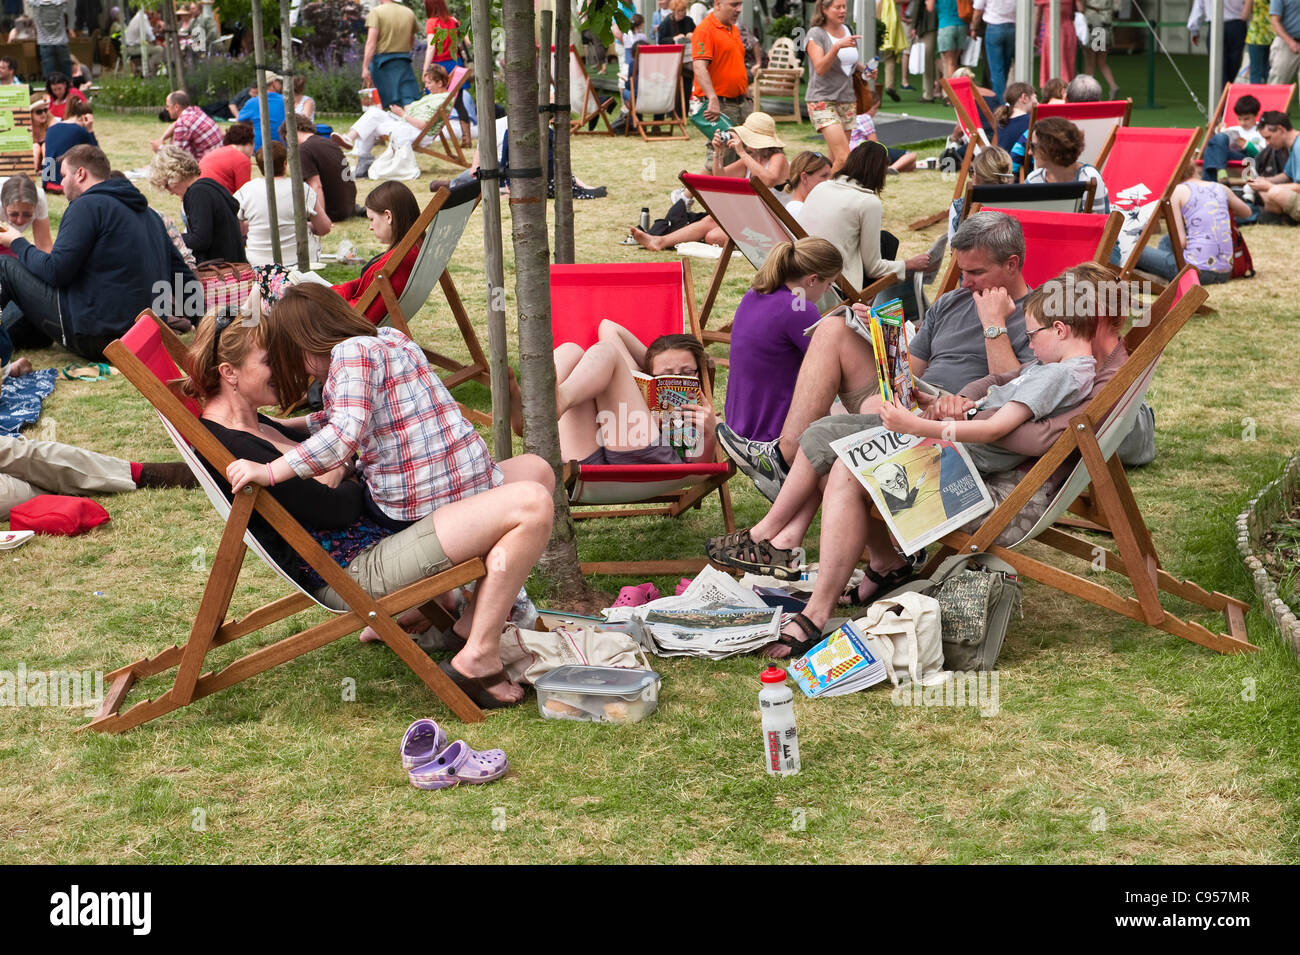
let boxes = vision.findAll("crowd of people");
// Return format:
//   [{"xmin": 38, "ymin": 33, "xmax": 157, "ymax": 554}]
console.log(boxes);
[{"xmin": 1, "ymin": 0, "xmax": 1295, "ymax": 705}]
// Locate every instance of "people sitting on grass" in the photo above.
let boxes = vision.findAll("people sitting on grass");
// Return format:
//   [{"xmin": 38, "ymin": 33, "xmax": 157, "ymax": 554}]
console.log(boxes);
[
  {"xmin": 330, "ymin": 181, "xmax": 423, "ymax": 323},
  {"xmin": 0, "ymin": 174, "xmax": 53, "ymax": 254},
  {"xmin": 798, "ymin": 140, "xmax": 931, "ymax": 294},
  {"xmin": 291, "ymin": 74, "xmax": 316, "ymax": 123},
  {"xmin": 41, "ymin": 97, "xmax": 96, "ymax": 190},
  {"xmin": 1250, "ymin": 110, "xmax": 1300, "ymax": 225},
  {"xmin": 627, "ymin": 112, "xmax": 789, "ymax": 251},
  {"xmin": 1023, "ymin": 115, "xmax": 1110, "ymax": 213},
  {"xmin": 198, "ymin": 122, "xmax": 256, "ymax": 196},
  {"xmin": 148, "ymin": 145, "xmax": 246, "ymax": 264},
  {"xmin": 0, "ymin": 145, "xmax": 200, "ymax": 361},
  {"xmin": 949, "ymin": 145, "xmax": 1013, "ymax": 244},
  {"xmin": 331, "ymin": 64, "xmax": 451, "ymax": 179},
  {"xmin": 848, "ymin": 98, "xmax": 918, "ymax": 174},
  {"xmin": 756, "ymin": 263, "xmax": 1118, "ymax": 659},
  {"xmin": 723, "ymin": 238, "xmax": 843, "ymax": 445},
  {"xmin": 236, "ymin": 71, "xmax": 286, "ymax": 150},
  {"xmin": 779, "ymin": 149, "xmax": 833, "ymax": 217},
  {"xmin": 234, "ymin": 141, "xmax": 331, "ymax": 267},
  {"xmin": 1124, "ymin": 157, "xmax": 1252, "ymax": 284},
  {"xmin": 195, "ymin": 294, "xmax": 554, "ymax": 709},
  {"xmin": 45, "ymin": 72, "xmax": 85, "ymax": 121},
  {"xmin": 548, "ymin": 319, "xmax": 717, "ymax": 467},
  {"xmin": 150, "ymin": 90, "xmax": 225, "ymax": 163},
  {"xmin": 281, "ymin": 119, "xmax": 361, "ymax": 222}
]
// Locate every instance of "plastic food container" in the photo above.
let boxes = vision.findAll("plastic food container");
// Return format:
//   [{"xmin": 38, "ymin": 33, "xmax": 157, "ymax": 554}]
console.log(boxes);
[{"xmin": 535, "ymin": 666, "xmax": 660, "ymax": 724}]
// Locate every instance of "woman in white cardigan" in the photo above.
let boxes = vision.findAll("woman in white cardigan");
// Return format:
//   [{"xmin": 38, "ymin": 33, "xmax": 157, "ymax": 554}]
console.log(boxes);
[{"xmin": 797, "ymin": 141, "xmax": 930, "ymax": 291}]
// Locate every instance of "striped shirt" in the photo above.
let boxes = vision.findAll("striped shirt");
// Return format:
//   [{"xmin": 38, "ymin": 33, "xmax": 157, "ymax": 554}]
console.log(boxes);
[
  {"xmin": 172, "ymin": 106, "xmax": 224, "ymax": 162},
  {"xmin": 284, "ymin": 327, "xmax": 503, "ymax": 522}
]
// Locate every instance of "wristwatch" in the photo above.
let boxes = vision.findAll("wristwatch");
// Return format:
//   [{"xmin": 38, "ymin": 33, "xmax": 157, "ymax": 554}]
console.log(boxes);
[{"xmin": 983, "ymin": 325, "xmax": 1008, "ymax": 339}]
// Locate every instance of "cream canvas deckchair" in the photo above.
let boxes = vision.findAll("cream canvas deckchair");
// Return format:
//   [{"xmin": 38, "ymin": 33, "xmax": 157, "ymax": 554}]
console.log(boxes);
[
  {"xmin": 411, "ymin": 64, "xmax": 474, "ymax": 169},
  {"xmin": 922, "ymin": 272, "xmax": 1254, "ymax": 655},
  {"xmin": 354, "ymin": 183, "xmax": 493, "ymax": 425},
  {"xmin": 629, "ymin": 43, "xmax": 688, "ymax": 141},
  {"xmin": 568, "ymin": 44, "xmax": 616, "ymax": 135},
  {"xmin": 1025, "ymin": 98, "xmax": 1132, "ymax": 176},
  {"xmin": 678, "ymin": 172, "xmax": 897, "ymax": 357},
  {"xmin": 85, "ymin": 313, "xmax": 487, "ymax": 734},
  {"xmin": 909, "ymin": 75, "xmax": 995, "ymax": 231}
]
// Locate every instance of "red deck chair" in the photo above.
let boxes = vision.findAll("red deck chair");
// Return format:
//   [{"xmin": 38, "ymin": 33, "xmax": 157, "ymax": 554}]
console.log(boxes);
[
  {"xmin": 1199, "ymin": 81, "xmax": 1296, "ymax": 160},
  {"xmin": 679, "ymin": 172, "xmax": 897, "ymax": 357},
  {"xmin": 1026, "ymin": 98, "xmax": 1132, "ymax": 174},
  {"xmin": 85, "ymin": 313, "xmax": 486, "ymax": 733},
  {"xmin": 551, "ymin": 261, "xmax": 736, "ymax": 576},
  {"xmin": 936, "ymin": 208, "xmax": 1124, "ymax": 294},
  {"xmin": 1100, "ymin": 127, "xmax": 1201, "ymax": 287},
  {"xmin": 909, "ymin": 75, "xmax": 996, "ymax": 230}
]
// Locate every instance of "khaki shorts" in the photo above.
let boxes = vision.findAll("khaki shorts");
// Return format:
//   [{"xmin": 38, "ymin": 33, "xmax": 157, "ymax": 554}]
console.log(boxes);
[
  {"xmin": 799, "ymin": 413, "xmax": 885, "ymax": 476},
  {"xmin": 808, "ymin": 99, "xmax": 856, "ymax": 133},
  {"xmin": 313, "ymin": 513, "xmax": 453, "ymax": 612},
  {"xmin": 1283, "ymin": 189, "xmax": 1300, "ymax": 222}
]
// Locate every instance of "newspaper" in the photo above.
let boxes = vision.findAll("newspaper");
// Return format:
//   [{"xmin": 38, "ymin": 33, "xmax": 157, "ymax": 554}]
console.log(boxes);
[
  {"xmin": 604, "ymin": 566, "xmax": 783, "ymax": 658},
  {"xmin": 830, "ymin": 425, "xmax": 993, "ymax": 556}
]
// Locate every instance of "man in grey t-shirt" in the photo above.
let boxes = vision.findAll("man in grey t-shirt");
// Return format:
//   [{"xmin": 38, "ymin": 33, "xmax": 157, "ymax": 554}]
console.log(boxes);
[{"xmin": 32, "ymin": 0, "xmax": 73, "ymax": 80}]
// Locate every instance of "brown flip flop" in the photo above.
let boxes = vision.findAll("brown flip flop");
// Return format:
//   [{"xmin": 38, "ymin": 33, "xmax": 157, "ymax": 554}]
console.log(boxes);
[{"xmin": 438, "ymin": 660, "xmax": 521, "ymax": 710}]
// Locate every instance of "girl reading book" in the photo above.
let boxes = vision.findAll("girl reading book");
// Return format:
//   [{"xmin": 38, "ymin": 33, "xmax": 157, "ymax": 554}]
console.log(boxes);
[{"xmin": 552, "ymin": 320, "xmax": 717, "ymax": 466}]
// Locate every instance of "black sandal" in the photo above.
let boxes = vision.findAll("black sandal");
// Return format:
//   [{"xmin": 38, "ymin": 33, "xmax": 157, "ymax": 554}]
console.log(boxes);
[
  {"xmin": 764, "ymin": 612, "xmax": 823, "ymax": 658},
  {"xmin": 839, "ymin": 564, "xmax": 916, "ymax": 607},
  {"xmin": 706, "ymin": 528, "xmax": 801, "ymax": 581}
]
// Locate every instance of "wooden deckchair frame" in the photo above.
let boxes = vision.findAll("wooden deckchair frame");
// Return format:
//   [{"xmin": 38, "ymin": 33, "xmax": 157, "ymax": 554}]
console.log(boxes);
[
  {"xmin": 1199, "ymin": 81, "xmax": 1296, "ymax": 157},
  {"xmin": 568, "ymin": 44, "xmax": 616, "ymax": 135},
  {"xmin": 629, "ymin": 43, "xmax": 689, "ymax": 142},
  {"xmin": 936, "ymin": 208, "xmax": 1124, "ymax": 296},
  {"xmin": 554, "ymin": 259, "xmax": 737, "ymax": 576},
  {"xmin": 958, "ymin": 178, "xmax": 1097, "ymax": 225},
  {"xmin": 922, "ymin": 276, "xmax": 1254, "ymax": 655},
  {"xmin": 680, "ymin": 173, "xmax": 897, "ymax": 358},
  {"xmin": 411, "ymin": 65, "xmax": 474, "ymax": 169},
  {"xmin": 354, "ymin": 185, "xmax": 493, "ymax": 426},
  {"xmin": 85, "ymin": 312, "xmax": 487, "ymax": 734},
  {"xmin": 909, "ymin": 76, "xmax": 995, "ymax": 231}
]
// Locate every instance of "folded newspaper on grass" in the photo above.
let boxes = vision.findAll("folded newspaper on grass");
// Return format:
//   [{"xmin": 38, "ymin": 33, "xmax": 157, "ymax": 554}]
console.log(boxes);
[
  {"xmin": 789, "ymin": 620, "xmax": 888, "ymax": 697},
  {"xmin": 604, "ymin": 565, "xmax": 783, "ymax": 658},
  {"xmin": 830, "ymin": 426, "xmax": 993, "ymax": 556}
]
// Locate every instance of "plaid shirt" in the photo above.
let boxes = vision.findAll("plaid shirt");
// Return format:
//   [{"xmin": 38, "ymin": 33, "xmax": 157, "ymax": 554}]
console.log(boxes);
[
  {"xmin": 172, "ymin": 106, "xmax": 224, "ymax": 162},
  {"xmin": 284, "ymin": 327, "xmax": 503, "ymax": 522}
]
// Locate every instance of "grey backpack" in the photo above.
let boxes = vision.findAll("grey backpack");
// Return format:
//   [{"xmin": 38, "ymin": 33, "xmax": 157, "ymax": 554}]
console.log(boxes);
[{"xmin": 887, "ymin": 553, "xmax": 1023, "ymax": 670}]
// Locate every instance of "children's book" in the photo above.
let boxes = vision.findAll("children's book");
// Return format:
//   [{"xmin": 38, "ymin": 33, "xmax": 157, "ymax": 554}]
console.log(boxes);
[
  {"xmin": 632, "ymin": 371, "xmax": 702, "ymax": 411},
  {"xmin": 829, "ymin": 425, "xmax": 993, "ymax": 556},
  {"xmin": 789, "ymin": 620, "xmax": 888, "ymax": 697}
]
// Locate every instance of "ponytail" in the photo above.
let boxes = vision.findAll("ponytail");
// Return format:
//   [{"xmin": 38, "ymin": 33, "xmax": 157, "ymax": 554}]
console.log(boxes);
[{"xmin": 751, "ymin": 237, "xmax": 843, "ymax": 295}]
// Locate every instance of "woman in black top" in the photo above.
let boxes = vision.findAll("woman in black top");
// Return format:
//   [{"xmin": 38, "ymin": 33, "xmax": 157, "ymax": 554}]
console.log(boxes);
[
  {"xmin": 184, "ymin": 308, "xmax": 555, "ymax": 709},
  {"xmin": 656, "ymin": 0, "xmax": 695, "ymax": 43},
  {"xmin": 148, "ymin": 145, "xmax": 245, "ymax": 264}
]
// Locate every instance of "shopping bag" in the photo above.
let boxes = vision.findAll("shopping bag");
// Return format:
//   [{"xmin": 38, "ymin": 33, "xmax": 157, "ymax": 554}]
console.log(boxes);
[
  {"xmin": 960, "ymin": 35, "xmax": 982, "ymax": 68},
  {"xmin": 908, "ymin": 40, "xmax": 926, "ymax": 75}
]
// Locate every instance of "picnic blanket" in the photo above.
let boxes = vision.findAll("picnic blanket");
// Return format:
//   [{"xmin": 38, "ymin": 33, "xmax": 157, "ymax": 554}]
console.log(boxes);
[{"xmin": 0, "ymin": 369, "xmax": 57, "ymax": 436}]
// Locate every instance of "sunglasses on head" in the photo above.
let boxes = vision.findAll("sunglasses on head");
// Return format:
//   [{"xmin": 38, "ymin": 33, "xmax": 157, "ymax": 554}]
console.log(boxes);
[{"xmin": 210, "ymin": 307, "xmax": 239, "ymax": 365}]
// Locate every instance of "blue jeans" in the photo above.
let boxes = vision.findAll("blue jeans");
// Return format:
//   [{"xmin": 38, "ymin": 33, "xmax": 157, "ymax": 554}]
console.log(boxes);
[
  {"xmin": 1200, "ymin": 131, "xmax": 1245, "ymax": 179},
  {"xmin": 985, "ymin": 22, "xmax": 1016, "ymax": 102},
  {"xmin": 39, "ymin": 44, "xmax": 71, "ymax": 79},
  {"xmin": 1248, "ymin": 43, "xmax": 1271, "ymax": 83},
  {"xmin": 1130, "ymin": 235, "xmax": 1232, "ymax": 284}
]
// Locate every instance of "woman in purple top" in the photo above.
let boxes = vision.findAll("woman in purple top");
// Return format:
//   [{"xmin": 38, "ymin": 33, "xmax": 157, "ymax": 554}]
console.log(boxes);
[
  {"xmin": 1134, "ymin": 157, "xmax": 1253, "ymax": 284},
  {"xmin": 722, "ymin": 238, "xmax": 844, "ymax": 442}
]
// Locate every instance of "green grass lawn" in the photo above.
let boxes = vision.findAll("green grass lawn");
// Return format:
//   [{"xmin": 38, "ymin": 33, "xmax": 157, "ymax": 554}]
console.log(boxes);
[{"xmin": 1, "ymin": 104, "xmax": 1298, "ymax": 864}]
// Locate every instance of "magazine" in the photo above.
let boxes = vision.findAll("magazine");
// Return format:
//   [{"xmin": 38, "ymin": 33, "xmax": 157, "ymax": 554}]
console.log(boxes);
[
  {"xmin": 806, "ymin": 299, "xmax": 918, "ymax": 411},
  {"xmin": 604, "ymin": 566, "xmax": 785, "ymax": 659},
  {"xmin": 789, "ymin": 620, "xmax": 888, "ymax": 698},
  {"xmin": 631, "ymin": 371, "xmax": 703, "ymax": 410},
  {"xmin": 829, "ymin": 426, "xmax": 993, "ymax": 555}
]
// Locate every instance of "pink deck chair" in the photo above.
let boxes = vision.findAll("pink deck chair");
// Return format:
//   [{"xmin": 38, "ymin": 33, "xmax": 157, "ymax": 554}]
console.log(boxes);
[
  {"xmin": 937, "ymin": 208, "xmax": 1123, "ymax": 294},
  {"xmin": 1201, "ymin": 82, "xmax": 1296, "ymax": 156},
  {"xmin": 1100, "ymin": 127, "xmax": 1201, "ymax": 284},
  {"xmin": 551, "ymin": 261, "xmax": 735, "ymax": 576},
  {"xmin": 1028, "ymin": 99, "xmax": 1132, "ymax": 171},
  {"xmin": 909, "ymin": 76, "xmax": 996, "ymax": 231}
]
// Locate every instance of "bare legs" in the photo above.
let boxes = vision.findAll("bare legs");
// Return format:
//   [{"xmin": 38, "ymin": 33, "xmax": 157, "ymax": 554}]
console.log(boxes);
[
  {"xmin": 553, "ymin": 340, "xmax": 656, "ymax": 460},
  {"xmin": 819, "ymin": 119, "xmax": 851, "ymax": 172},
  {"xmin": 773, "ymin": 317, "xmax": 878, "ymax": 464},
  {"xmin": 749, "ymin": 449, "xmax": 828, "ymax": 551},
  {"xmin": 630, "ymin": 215, "xmax": 725, "ymax": 251},
  {"xmin": 1083, "ymin": 47, "xmax": 1119, "ymax": 96}
]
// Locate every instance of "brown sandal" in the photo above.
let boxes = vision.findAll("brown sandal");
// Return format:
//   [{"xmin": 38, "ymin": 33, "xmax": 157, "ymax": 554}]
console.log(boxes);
[
  {"xmin": 705, "ymin": 529, "xmax": 801, "ymax": 581},
  {"xmin": 438, "ymin": 660, "xmax": 521, "ymax": 710}
]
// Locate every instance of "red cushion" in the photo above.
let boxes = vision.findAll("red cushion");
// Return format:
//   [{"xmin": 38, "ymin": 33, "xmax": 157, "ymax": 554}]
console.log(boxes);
[{"xmin": 9, "ymin": 495, "xmax": 111, "ymax": 535}]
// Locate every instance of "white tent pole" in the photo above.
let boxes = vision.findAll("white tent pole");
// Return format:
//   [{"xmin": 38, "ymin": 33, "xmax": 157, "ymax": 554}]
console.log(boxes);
[
  {"xmin": 856, "ymin": 0, "xmax": 876, "ymax": 76},
  {"xmin": 1048, "ymin": 0, "xmax": 1061, "ymax": 78},
  {"xmin": 1015, "ymin": 0, "xmax": 1035, "ymax": 83},
  {"xmin": 1209, "ymin": 0, "xmax": 1225, "ymax": 118}
]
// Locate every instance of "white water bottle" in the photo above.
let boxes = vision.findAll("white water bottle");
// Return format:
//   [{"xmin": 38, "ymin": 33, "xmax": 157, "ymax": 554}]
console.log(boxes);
[{"xmin": 759, "ymin": 666, "xmax": 801, "ymax": 776}]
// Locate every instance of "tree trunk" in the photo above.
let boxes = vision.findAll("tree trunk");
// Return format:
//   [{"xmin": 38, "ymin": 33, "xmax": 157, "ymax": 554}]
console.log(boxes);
[
  {"xmin": 248, "ymin": 0, "xmax": 280, "ymax": 265},
  {"xmin": 538, "ymin": 10, "xmax": 552, "ymax": 186},
  {"xmin": 279, "ymin": 0, "xmax": 310, "ymax": 270},
  {"xmin": 161, "ymin": 0, "xmax": 185, "ymax": 90},
  {"xmin": 553, "ymin": 0, "xmax": 575, "ymax": 263},
  {"xmin": 502, "ymin": 0, "xmax": 592, "ymax": 599}
]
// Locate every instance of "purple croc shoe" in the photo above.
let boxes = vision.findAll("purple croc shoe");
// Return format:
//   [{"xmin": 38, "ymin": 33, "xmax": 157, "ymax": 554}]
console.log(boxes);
[
  {"xmin": 408, "ymin": 741, "xmax": 509, "ymax": 790},
  {"xmin": 400, "ymin": 718, "xmax": 448, "ymax": 770}
]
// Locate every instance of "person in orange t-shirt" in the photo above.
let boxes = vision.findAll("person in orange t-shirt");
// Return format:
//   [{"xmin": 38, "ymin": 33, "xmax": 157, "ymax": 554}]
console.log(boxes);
[{"xmin": 692, "ymin": 0, "xmax": 750, "ymax": 168}]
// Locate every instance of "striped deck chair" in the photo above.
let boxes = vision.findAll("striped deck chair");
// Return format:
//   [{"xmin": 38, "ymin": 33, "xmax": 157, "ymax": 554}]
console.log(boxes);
[
  {"xmin": 85, "ymin": 313, "xmax": 487, "ymax": 734},
  {"xmin": 552, "ymin": 261, "xmax": 736, "ymax": 576},
  {"xmin": 924, "ymin": 270, "xmax": 1255, "ymax": 655},
  {"xmin": 678, "ymin": 172, "xmax": 897, "ymax": 357}
]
